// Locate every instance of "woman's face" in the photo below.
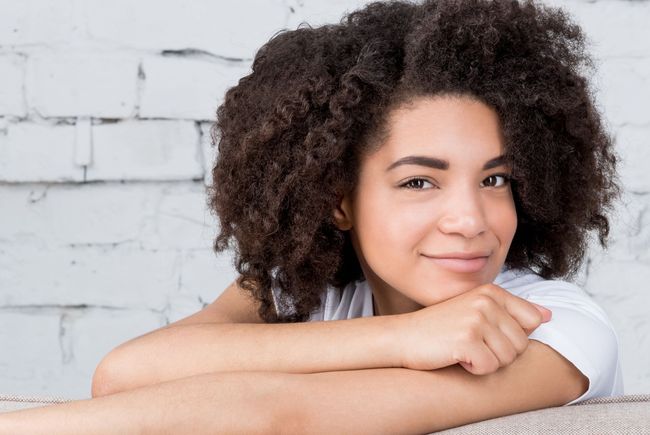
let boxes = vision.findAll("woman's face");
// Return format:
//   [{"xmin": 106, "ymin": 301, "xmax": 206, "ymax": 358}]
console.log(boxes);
[{"xmin": 333, "ymin": 95, "xmax": 518, "ymax": 316}]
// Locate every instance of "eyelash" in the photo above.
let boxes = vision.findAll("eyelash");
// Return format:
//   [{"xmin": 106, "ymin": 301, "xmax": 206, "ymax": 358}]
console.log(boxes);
[{"xmin": 399, "ymin": 173, "xmax": 513, "ymax": 190}]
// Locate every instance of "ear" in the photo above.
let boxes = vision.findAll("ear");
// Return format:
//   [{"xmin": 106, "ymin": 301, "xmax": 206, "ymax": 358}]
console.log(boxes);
[{"xmin": 333, "ymin": 193, "xmax": 353, "ymax": 231}]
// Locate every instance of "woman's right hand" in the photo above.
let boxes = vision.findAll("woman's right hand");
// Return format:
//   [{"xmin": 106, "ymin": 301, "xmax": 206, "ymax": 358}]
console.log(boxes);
[{"xmin": 396, "ymin": 283, "xmax": 552, "ymax": 375}]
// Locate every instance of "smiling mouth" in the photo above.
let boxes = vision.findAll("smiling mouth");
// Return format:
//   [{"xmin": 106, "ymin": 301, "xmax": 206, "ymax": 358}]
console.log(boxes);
[{"xmin": 422, "ymin": 255, "xmax": 489, "ymax": 273}]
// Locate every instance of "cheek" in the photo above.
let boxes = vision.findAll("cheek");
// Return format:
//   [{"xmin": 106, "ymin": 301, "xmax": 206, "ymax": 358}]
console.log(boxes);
[
  {"xmin": 491, "ymin": 198, "xmax": 518, "ymax": 242},
  {"xmin": 355, "ymin": 192, "xmax": 399, "ymax": 245},
  {"xmin": 355, "ymin": 189, "xmax": 422, "ymax": 249}
]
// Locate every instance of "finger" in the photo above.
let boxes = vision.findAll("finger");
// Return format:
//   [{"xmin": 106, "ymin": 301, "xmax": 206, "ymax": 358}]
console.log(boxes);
[
  {"xmin": 531, "ymin": 302, "xmax": 553, "ymax": 322},
  {"xmin": 466, "ymin": 297, "xmax": 530, "ymax": 356},
  {"xmin": 473, "ymin": 288, "xmax": 545, "ymax": 339},
  {"xmin": 495, "ymin": 291, "xmax": 547, "ymax": 335},
  {"xmin": 464, "ymin": 299, "xmax": 527, "ymax": 356},
  {"xmin": 493, "ymin": 309, "xmax": 531, "ymax": 354},
  {"xmin": 459, "ymin": 339, "xmax": 500, "ymax": 375},
  {"xmin": 481, "ymin": 322, "xmax": 519, "ymax": 367}
]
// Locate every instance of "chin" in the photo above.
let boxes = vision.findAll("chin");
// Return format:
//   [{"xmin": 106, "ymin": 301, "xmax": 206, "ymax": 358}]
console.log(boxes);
[{"xmin": 417, "ymin": 280, "xmax": 475, "ymax": 306}]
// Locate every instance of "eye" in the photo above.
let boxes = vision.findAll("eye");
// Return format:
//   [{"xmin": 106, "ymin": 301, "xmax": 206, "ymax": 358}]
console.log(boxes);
[
  {"xmin": 399, "ymin": 178, "xmax": 435, "ymax": 190},
  {"xmin": 482, "ymin": 173, "xmax": 512, "ymax": 188}
]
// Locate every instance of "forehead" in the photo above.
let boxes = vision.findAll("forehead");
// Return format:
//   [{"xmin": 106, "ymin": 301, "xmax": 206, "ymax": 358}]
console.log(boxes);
[{"xmin": 370, "ymin": 95, "xmax": 506, "ymax": 166}]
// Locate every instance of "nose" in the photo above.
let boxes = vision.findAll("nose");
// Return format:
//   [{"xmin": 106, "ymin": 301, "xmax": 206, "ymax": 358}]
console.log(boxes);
[{"xmin": 437, "ymin": 189, "xmax": 488, "ymax": 239}]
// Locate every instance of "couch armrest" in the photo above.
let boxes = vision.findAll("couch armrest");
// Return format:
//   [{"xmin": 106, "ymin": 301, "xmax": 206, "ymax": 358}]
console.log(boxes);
[
  {"xmin": 434, "ymin": 394, "xmax": 650, "ymax": 434},
  {"xmin": 0, "ymin": 394, "xmax": 71, "ymax": 413}
]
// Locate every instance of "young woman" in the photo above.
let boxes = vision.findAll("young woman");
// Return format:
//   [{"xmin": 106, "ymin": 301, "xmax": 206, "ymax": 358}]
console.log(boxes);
[{"xmin": 0, "ymin": 0, "xmax": 624, "ymax": 433}]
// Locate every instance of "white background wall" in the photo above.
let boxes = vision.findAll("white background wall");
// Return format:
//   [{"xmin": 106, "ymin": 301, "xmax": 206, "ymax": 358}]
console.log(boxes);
[{"xmin": 0, "ymin": 0, "xmax": 648, "ymax": 400}]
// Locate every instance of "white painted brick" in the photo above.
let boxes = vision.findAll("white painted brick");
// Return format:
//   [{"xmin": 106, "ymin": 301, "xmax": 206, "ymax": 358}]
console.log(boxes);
[
  {"xmin": 180, "ymin": 249, "xmax": 237, "ymax": 304},
  {"xmin": 613, "ymin": 126, "xmax": 650, "ymax": 193},
  {"xmin": 140, "ymin": 183, "xmax": 217, "ymax": 251},
  {"xmin": 585, "ymin": 258, "xmax": 650, "ymax": 394},
  {"xmin": 0, "ymin": 182, "xmax": 220, "ymax": 251},
  {"xmin": 586, "ymin": 259, "xmax": 650, "ymax": 318},
  {"xmin": 0, "ymin": 245, "xmax": 178, "ymax": 310},
  {"xmin": 611, "ymin": 193, "xmax": 650, "ymax": 264},
  {"xmin": 0, "ymin": 121, "xmax": 83, "ymax": 182},
  {"xmin": 59, "ymin": 308, "xmax": 165, "ymax": 399},
  {"xmin": 0, "ymin": 308, "xmax": 164, "ymax": 399},
  {"xmin": 0, "ymin": 0, "xmax": 75, "ymax": 45},
  {"xmin": 200, "ymin": 121, "xmax": 218, "ymax": 187},
  {"xmin": 588, "ymin": 190, "xmax": 649, "ymax": 265},
  {"xmin": 286, "ymin": 0, "xmax": 373, "ymax": 28},
  {"xmin": 140, "ymin": 56, "xmax": 251, "ymax": 121},
  {"xmin": 74, "ymin": 117, "xmax": 92, "ymax": 166},
  {"xmin": 166, "ymin": 248, "xmax": 237, "ymax": 324},
  {"xmin": 0, "ymin": 55, "xmax": 26, "ymax": 116},
  {"xmin": 87, "ymin": 120, "xmax": 203, "ymax": 181},
  {"xmin": 544, "ymin": 0, "xmax": 650, "ymax": 59},
  {"xmin": 594, "ymin": 57, "xmax": 650, "ymax": 128},
  {"xmin": 164, "ymin": 293, "xmax": 204, "ymax": 326},
  {"xmin": 25, "ymin": 53, "xmax": 138, "ymax": 118},
  {"xmin": 631, "ymin": 204, "xmax": 650, "ymax": 264},
  {"xmin": 0, "ymin": 312, "xmax": 63, "ymax": 393},
  {"xmin": 85, "ymin": 0, "xmax": 287, "ymax": 59},
  {"xmin": 0, "ymin": 183, "xmax": 155, "ymax": 248}
]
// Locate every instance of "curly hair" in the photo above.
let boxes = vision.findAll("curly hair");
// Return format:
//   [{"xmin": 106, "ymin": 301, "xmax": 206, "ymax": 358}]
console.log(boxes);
[{"xmin": 207, "ymin": 0, "xmax": 623, "ymax": 323}]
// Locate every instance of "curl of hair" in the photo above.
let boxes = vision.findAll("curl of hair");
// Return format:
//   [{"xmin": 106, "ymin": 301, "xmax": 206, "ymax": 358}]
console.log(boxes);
[{"xmin": 208, "ymin": 0, "xmax": 623, "ymax": 323}]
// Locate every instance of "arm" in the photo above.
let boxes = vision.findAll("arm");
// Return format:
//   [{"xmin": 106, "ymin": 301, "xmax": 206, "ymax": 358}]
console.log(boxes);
[
  {"xmin": 282, "ymin": 339, "xmax": 590, "ymax": 434},
  {"xmin": 0, "ymin": 371, "xmax": 289, "ymax": 435},
  {"xmin": 93, "ymin": 282, "xmax": 549, "ymax": 397},
  {"xmin": 2, "ymin": 340, "xmax": 587, "ymax": 435},
  {"xmin": 93, "ymin": 314, "xmax": 403, "ymax": 397},
  {"xmin": 0, "ymin": 340, "xmax": 587, "ymax": 435}
]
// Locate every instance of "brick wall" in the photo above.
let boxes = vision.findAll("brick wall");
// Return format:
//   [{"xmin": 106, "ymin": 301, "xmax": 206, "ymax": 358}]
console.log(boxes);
[{"xmin": 0, "ymin": 0, "xmax": 648, "ymax": 399}]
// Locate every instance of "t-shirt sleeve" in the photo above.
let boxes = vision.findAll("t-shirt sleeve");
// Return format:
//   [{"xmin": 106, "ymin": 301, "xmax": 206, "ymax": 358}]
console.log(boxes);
[{"xmin": 514, "ymin": 280, "xmax": 624, "ymax": 405}]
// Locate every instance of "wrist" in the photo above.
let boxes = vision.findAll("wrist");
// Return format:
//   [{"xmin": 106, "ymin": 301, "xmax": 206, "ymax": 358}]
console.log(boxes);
[{"xmin": 376, "ymin": 313, "xmax": 410, "ymax": 369}]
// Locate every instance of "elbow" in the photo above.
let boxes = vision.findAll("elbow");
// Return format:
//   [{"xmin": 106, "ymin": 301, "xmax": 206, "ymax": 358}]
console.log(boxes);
[
  {"xmin": 565, "ymin": 369, "xmax": 590, "ymax": 404},
  {"xmin": 90, "ymin": 369, "xmax": 109, "ymax": 398},
  {"xmin": 91, "ymin": 351, "xmax": 128, "ymax": 398}
]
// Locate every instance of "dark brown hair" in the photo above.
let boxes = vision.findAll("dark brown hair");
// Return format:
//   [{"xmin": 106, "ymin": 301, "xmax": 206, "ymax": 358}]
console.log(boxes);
[{"xmin": 208, "ymin": 0, "xmax": 623, "ymax": 323}]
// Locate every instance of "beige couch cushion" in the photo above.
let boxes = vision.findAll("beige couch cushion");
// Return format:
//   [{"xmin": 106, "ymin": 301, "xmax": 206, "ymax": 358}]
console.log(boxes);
[
  {"xmin": 0, "ymin": 394, "xmax": 71, "ymax": 413},
  {"xmin": 435, "ymin": 394, "xmax": 650, "ymax": 434}
]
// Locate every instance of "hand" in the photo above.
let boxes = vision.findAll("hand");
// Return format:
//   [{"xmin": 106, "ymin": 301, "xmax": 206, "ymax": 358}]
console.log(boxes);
[{"xmin": 396, "ymin": 283, "xmax": 552, "ymax": 375}]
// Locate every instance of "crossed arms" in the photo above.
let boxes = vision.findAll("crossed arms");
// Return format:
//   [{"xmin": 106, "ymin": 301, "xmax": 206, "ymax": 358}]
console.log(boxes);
[
  {"xmin": 88, "ymin": 315, "xmax": 588, "ymax": 433},
  {"xmin": 0, "ymin": 301, "xmax": 589, "ymax": 434}
]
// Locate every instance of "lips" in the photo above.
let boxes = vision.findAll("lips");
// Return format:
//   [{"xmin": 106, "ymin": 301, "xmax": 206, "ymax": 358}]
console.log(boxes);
[
  {"xmin": 428, "ymin": 251, "xmax": 492, "ymax": 260},
  {"xmin": 423, "ymin": 254, "xmax": 489, "ymax": 273}
]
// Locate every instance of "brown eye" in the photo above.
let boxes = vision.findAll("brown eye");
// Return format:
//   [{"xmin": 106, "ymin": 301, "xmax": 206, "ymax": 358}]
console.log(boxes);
[
  {"xmin": 399, "ymin": 178, "xmax": 435, "ymax": 190},
  {"xmin": 482, "ymin": 174, "xmax": 511, "ymax": 188}
]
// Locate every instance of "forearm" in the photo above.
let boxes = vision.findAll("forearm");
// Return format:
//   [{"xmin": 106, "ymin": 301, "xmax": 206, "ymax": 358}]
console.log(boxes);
[
  {"xmin": 282, "ymin": 340, "xmax": 584, "ymax": 434},
  {"xmin": 0, "ymin": 371, "xmax": 287, "ymax": 435},
  {"xmin": 94, "ymin": 315, "xmax": 403, "ymax": 396}
]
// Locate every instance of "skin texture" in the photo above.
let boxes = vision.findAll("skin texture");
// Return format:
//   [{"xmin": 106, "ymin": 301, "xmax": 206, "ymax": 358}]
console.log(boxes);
[
  {"xmin": 0, "ymin": 371, "xmax": 286, "ymax": 435},
  {"xmin": 334, "ymin": 95, "xmax": 518, "ymax": 316}
]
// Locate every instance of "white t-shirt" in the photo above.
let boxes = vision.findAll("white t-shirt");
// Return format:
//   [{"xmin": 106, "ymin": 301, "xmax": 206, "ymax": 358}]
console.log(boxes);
[{"xmin": 272, "ymin": 266, "xmax": 624, "ymax": 405}]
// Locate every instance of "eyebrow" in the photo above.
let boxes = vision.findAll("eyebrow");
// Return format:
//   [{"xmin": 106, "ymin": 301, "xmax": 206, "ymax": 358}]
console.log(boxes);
[{"xmin": 386, "ymin": 154, "xmax": 507, "ymax": 172}]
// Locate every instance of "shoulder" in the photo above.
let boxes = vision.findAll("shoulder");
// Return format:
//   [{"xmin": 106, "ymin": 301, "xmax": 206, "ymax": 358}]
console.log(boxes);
[
  {"xmin": 497, "ymin": 267, "xmax": 614, "ymax": 328},
  {"xmin": 498, "ymin": 267, "xmax": 623, "ymax": 404}
]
